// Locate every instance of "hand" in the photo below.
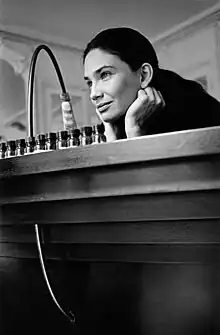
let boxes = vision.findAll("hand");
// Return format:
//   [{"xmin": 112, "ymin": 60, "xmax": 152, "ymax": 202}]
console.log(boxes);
[
  {"xmin": 102, "ymin": 121, "xmax": 117, "ymax": 142},
  {"xmin": 125, "ymin": 86, "xmax": 165, "ymax": 138}
]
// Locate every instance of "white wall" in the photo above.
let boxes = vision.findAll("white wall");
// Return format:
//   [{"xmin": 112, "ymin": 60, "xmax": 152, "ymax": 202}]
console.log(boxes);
[
  {"xmin": 2, "ymin": 0, "xmax": 218, "ymax": 48},
  {"xmin": 154, "ymin": 22, "xmax": 220, "ymax": 100},
  {"xmin": 1, "ymin": 1, "xmax": 220, "ymax": 141},
  {"xmin": 0, "ymin": 33, "xmax": 99, "ymax": 140}
]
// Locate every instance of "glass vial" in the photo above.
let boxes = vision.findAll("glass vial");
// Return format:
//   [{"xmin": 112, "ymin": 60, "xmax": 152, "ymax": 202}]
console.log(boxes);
[
  {"xmin": 16, "ymin": 138, "xmax": 26, "ymax": 156},
  {"xmin": 25, "ymin": 137, "xmax": 36, "ymax": 154},
  {"xmin": 57, "ymin": 130, "xmax": 69, "ymax": 149},
  {"xmin": 45, "ymin": 132, "xmax": 57, "ymax": 151},
  {"xmin": 80, "ymin": 126, "xmax": 93, "ymax": 146},
  {"xmin": 0, "ymin": 142, "xmax": 7, "ymax": 159},
  {"xmin": 68, "ymin": 129, "xmax": 80, "ymax": 147},
  {"xmin": 6, "ymin": 140, "xmax": 16, "ymax": 157},
  {"xmin": 35, "ymin": 134, "xmax": 46, "ymax": 152},
  {"xmin": 92, "ymin": 124, "xmax": 106, "ymax": 144}
]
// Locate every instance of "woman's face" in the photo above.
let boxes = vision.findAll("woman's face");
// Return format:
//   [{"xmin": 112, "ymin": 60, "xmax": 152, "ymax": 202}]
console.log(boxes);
[{"xmin": 84, "ymin": 48, "xmax": 140, "ymax": 123}]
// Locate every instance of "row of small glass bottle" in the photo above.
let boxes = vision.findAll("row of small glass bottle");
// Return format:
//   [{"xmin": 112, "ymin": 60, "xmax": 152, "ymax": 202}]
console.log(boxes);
[{"xmin": 0, "ymin": 124, "xmax": 106, "ymax": 159}]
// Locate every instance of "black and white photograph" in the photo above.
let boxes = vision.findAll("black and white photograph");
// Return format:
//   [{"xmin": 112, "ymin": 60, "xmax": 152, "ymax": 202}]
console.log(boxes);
[{"xmin": 1, "ymin": 1, "xmax": 220, "ymax": 334}]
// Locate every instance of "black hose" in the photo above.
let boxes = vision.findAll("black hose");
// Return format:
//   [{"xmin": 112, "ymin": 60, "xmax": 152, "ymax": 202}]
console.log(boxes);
[
  {"xmin": 27, "ymin": 44, "xmax": 76, "ymax": 324},
  {"xmin": 27, "ymin": 44, "xmax": 67, "ymax": 137},
  {"xmin": 35, "ymin": 224, "xmax": 75, "ymax": 323}
]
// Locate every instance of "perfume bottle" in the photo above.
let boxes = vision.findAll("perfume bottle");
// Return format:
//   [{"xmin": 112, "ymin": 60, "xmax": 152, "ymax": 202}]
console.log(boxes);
[
  {"xmin": 35, "ymin": 134, "xmax": 46, "ymax": 152},
  {"xmin": 25, "ymin": 136, "xmax": 36, "ymax": 154},
  {"xmin": 57, "ymin": 130, "xmax": 69, "ymax": 149},
  {"xmin": 0, "ymin": 142, "xmax": 7, "ymax": 159},
  {"xmin": 16, "ymin": 138, "xmax": 26, "ymax": 156},
  {"xmin": 92, "ymin": 124, "xmax": 106, "ymax": 144},
  {"xmin": 6, "ymin": 140, "xmax": 16, "ymax": 157},
  {"xmin": 45, "ymin": 132, "xmax": 57, "ymax": 151},
  {"xmin": 80, "ymin": 126, "xmax": 93, "ymax": 146},
  {"xmin": 68, "ymin": 128, "xmax": 80, "ymax": 147}
]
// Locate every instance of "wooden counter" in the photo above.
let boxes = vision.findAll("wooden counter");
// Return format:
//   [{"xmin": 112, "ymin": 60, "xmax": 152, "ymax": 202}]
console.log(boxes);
[{"xmin": 1, "ymin": 126, "xmax": 220, "ymax": 334}]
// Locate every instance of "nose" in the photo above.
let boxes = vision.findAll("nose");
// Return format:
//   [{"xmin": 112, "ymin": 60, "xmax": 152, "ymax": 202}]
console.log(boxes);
[{"xmin": 90, "ymin": 83, "xmax": 103, "ymax": 102}]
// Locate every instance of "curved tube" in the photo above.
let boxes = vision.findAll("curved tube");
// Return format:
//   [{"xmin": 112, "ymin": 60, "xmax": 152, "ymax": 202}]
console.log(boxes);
[
  {"xmin": 27, "ymin": 44, "xmax": 67, "ymax": 137},
  {"xmin": 27, "ymin": 44, "xmax": 76, "ymax": 324}
]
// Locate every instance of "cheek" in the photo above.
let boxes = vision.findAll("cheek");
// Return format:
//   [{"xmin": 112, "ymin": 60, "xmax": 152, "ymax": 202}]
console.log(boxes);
[
  {"xmin": 116, "ymin": 78, "xmax": 139, "ymax": 106},
  {"xmin": 112, "ymin": 79, "xmax": 137, "ymax": 98}
]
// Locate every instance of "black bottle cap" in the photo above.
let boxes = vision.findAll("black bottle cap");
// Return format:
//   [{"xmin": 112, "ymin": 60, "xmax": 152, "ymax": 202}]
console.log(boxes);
[
  {"xmin": 36, "ymin": 133, "xmax": 46, "ymax": 141},
  {"xmin": 93, "ymin": 123, "xmax": 105, "ymax": 134},
  {"xmin": 81, "ymin": 126, "xmax": 92, "ymax": 136},
  {"xmin": 68, "ymin": 128, "xmax": 80, "ymax": 138},
  {"xmin": 57, "ymin": 130, "xmax": 68, "ymax": 140},
  {"xmin": 0, "ymin": 142, "xmax": 7, "ymax": 151},
  {"xmin": 45, "ymin": 132, "xmax": 57, "ymax": 141},
  {"xmin": 16, "ymin": 138, "xmax": 26, "ymax": 147},
  {"xmin": 7, "ymin": 140, "xmax": 16, "ymax": 149},
  {"xmin": 26, "ymin": 136, "xmax": 36, "ymax": 144}
]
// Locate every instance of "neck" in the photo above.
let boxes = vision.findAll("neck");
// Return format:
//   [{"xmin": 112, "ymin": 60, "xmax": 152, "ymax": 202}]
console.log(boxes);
[
  {"xmin": 103, "ymin": 116, "xmax": 126, "ymax": 142},
  {"xmin": 112, "ymin": 116, "xmax": 126, "ymax": 140}
]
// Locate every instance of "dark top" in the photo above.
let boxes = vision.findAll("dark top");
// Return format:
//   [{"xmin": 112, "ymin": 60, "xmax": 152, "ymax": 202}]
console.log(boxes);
[{"xmin": 144, "ymin": 68, "xmax": 220, "ymax": 135}]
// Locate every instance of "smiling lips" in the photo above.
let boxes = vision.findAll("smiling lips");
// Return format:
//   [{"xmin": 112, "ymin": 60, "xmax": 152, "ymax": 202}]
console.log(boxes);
[{"xmin": 96, "ymin": 101, "xmax": 112, "ymax": 113}]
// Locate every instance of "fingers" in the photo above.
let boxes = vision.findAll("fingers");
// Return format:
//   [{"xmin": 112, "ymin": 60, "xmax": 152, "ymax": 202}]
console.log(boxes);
[
  {"xmin": 155, "ymin": 89, "xmax": 166, "ymax": 108},
  {"xmin": 144, "ymin": 87, "xmax": 155, "ymax": 102},
  {"xmin": 137, "ymin": 89, "xmax": 149, "ymax": 103},
  {"xmin": 142, "ymin": 87, "xmax": 165, "ymax": 109},
  {"xmin": 125, "ymin": 86, "xmax": 165, "ymax": 130}
]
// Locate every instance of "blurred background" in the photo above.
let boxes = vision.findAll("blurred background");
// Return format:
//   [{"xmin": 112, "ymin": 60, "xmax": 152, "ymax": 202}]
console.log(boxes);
[{"xmin": 0, "ymin": 0, "xmax": 220, "ymax": 141}]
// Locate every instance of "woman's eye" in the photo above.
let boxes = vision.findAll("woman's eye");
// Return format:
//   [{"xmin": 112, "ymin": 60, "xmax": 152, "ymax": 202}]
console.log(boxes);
[
  {"xmin": 100, "ymin": 71, "xmax": 111, "ymax": 80},
  {"xmin": 87, "ymin": 81, "xmax": 92, "ymax": 88}
]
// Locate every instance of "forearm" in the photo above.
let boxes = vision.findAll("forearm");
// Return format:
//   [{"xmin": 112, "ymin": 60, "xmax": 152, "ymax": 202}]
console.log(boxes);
[
  {"xmin": 125, "ymin": 117, "xmax": 147, "ymax": 138},
  {"xmin": 125, "ymin": 125, "xmax": 142, "ymax": 138}
]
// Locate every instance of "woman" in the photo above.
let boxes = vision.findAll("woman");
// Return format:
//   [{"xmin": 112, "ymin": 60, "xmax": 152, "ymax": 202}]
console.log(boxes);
[{"xmin": 83, "ymin": 27, "xmax": 220, "ymax": 141}]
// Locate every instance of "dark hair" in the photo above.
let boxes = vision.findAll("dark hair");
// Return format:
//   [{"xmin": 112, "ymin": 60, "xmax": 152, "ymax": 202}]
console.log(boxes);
[{"xmin": 83, "ymin": 27, "xmax": 159, "ymax": 71}]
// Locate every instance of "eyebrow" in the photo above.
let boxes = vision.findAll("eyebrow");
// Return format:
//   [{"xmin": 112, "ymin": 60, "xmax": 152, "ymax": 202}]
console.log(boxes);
[{"xmin": 84, "ymin": 65, "xmax": 115, "ymax": 80}]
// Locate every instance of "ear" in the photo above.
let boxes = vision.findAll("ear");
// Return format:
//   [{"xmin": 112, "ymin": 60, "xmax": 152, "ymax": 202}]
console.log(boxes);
[{"xmin": 140, "ymin": 63, "xmax": 153, "ymax": 89}]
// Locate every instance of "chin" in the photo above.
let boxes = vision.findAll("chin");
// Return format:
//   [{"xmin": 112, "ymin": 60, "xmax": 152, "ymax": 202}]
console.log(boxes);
[{"xmin": 101, "ymin": 111, "xmax": 125, "ymax": 124}]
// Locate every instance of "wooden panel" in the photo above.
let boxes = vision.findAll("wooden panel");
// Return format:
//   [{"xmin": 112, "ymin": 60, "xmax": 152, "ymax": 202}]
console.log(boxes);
[
  {"xmin": 1, "ymin": 155, "xmax": 220, "ymax": 204},
  {"xmin": 1, "ymin": 257, "xmax": 218, "ymax": 334},
  {"xmin": 1, "ymin": 218, "xmax": 220, "ymax": 263},
  {"xmin": 1, "ymin": 219, "xmax": 220, "ymax": 244},
  {"xmin": 46, "ymin": 219, "xmax": 220, "ymax": 244},
  {"xmin": 1, "ymin": 241, "xmax": 220, "ymax": 264},
  {"xmin": 1, "ymin": 127, "xmax": 220, "ymax": 334},
  {"xmin": 0, "ymin": 225, "xmax": 35, "ymax": 243},
  {"xmin": 1, "ymin": 190, "xmax": 220, "ymax": 225}
]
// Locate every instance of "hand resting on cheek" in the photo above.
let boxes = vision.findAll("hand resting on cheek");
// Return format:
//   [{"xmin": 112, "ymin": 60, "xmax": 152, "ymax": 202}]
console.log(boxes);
[{"xmin": 125, "ymin": 86, "xmax": 165, "ymax": 138}]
